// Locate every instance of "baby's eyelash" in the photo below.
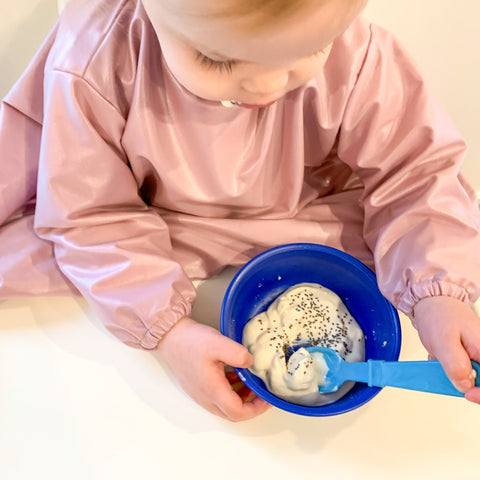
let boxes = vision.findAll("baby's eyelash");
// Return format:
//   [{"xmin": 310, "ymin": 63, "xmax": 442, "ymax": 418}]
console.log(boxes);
[
  {"xmin": 195, "ymin": 52, "xmax": 235, "ymax": 74},
  {"xmin": 312, "ymin": 48, "xmax": 327, "ymax": 57},
  {"xmin": 195, "ymin": 47, "xmax": 326, "ymax": 73}
]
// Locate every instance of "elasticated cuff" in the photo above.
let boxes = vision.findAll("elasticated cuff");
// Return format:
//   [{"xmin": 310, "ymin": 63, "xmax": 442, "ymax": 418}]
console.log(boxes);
[
  {"xmin": 140, "ymin": 297, "xmax": 194, "ymax": 350},
  {"xmin": 397, "ymin": 280, "xmax": 471, "ymax": 317}
]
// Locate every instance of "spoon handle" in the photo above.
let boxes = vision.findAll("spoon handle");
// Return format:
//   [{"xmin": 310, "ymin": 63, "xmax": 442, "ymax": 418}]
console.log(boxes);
[{"xmin": 360, "ymin": 359, "xmax": 480, "ymax": 397}]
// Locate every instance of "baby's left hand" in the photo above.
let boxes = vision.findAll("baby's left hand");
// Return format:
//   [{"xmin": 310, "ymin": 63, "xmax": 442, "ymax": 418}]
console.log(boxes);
[
  {"xmin": 412, "ymin": 296, "xmax": 480, "ymax": 403},
  {"xmin": 157, "ymin": 317, "xmax": 271, "ymax": 421}
]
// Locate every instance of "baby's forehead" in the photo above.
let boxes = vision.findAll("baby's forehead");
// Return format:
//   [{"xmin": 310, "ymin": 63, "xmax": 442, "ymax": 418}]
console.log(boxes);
[
  {"xmin": 147, "ymin": 0, "xmax": 364, "ymax": 64},
  {"xmin": 161, "ymin": 0, "xmax": 297, "ymax": 16},
  {"xmin": 159, "ymin": 0, "xmax": 326, "ymax": 31},
  {"xmin": 177, "ymin": 20, "xmax": 322, "ymax": 66}
]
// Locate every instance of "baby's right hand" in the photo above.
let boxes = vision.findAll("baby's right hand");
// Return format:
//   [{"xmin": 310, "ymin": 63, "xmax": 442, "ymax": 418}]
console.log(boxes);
[
  {"xmin": 158, "ymin": 317, "xmax": 271, "ymax": 421},
  {"xmin": 412, "ymin": 296, "xmax": 480, "ymax": 403}
]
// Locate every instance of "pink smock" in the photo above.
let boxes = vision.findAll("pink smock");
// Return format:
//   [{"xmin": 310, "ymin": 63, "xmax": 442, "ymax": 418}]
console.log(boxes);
[{"xmin": 1, "ymin": 0, "xmax": 480, "ymax": 349}]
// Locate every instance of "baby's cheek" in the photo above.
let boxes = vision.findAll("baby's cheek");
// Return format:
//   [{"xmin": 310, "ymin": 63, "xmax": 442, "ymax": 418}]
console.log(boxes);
[
  {"xmin": 291, "ymin": 57, "xmax": 327, "ymax": 89},
  {"xmin": 178, "ymin": 69, "xmax": 236, "ymax": 102}
]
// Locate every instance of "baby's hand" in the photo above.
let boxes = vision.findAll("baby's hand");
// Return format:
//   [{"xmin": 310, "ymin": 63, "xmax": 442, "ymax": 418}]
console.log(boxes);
[
  {"xmin": 158, "ymin": 317, "xmax": 271, "ymax": 421},
  {"xmin": 413, "ymin": 296, "xmax": 480, "ymax": 403}
]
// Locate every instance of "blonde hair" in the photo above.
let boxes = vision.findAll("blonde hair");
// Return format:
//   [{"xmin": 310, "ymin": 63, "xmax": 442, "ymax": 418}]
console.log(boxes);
[{"xmin": 165, "ymin": 0, "xmax": 330, "ymax": 31}]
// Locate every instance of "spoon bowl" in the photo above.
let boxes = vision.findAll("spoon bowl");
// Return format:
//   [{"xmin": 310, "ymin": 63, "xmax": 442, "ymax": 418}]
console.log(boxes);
[{"xmin": 307, "ymin": 346, "xmax": 480, "ymax": 396}]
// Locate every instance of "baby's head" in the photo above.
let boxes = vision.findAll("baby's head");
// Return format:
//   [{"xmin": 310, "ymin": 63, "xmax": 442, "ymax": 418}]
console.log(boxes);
[{"xmin": 143, "ymin": 0, "xmax": 367, "ymax": 106}]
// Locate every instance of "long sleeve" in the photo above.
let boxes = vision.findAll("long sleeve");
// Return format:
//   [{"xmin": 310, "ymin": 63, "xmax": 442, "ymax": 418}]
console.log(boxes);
[
  {"xmin": 337, "ymin": 24, "xmax": 480, "ymax": 314},
  {"xmin": 34, "ymin": 69, "xmax": 196, "ymax": 349}
]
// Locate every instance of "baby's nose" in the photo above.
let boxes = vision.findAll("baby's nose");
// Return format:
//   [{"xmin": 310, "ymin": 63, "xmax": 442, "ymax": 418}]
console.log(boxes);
[{"xmin": 241, "ymin": 68, "xmax": 289, "ymax": 96}]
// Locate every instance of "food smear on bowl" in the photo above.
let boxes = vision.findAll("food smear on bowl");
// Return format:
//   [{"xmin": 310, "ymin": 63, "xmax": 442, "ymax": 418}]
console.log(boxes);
[{"xmin": 242, "ymin": 282, "xmax": 365, "ymax": 406}]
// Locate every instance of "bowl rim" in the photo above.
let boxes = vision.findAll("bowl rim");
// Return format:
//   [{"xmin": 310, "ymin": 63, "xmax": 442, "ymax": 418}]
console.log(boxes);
[{"xmin": 220, "ymin": 242, "xmax": 402, "ymax": 416}]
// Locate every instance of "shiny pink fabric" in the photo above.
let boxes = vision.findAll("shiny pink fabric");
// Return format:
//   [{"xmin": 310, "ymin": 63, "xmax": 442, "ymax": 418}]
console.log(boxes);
[{"xmin": 1, "ymin": 0, "xmax": 480, "ymax": 349}]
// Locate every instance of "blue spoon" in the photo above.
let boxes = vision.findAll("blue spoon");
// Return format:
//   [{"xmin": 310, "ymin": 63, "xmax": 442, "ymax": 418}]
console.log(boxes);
[{"xmin": 306, "ymin": 346, "xmax": 480, "ymax": 396}]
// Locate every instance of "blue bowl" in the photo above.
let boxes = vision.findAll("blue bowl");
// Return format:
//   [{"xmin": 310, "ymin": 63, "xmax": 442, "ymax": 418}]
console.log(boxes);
[{"xmin": 220, "ymin": 243, "xmax": 401, "ymax": 416}]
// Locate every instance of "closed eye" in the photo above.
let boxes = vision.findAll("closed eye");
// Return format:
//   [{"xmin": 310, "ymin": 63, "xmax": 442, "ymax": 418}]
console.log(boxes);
[
  {"xmin": 195, "ymin": 47, "xmax": 328, "ymax": 74},
  {"xmin": 195, "ymin": 52, "xmax": 235, "ymax": 73}
]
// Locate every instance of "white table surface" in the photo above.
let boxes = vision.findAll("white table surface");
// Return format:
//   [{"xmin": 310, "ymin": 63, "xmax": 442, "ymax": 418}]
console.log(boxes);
[{"xmin": 1, "ymin": 267, "xmax": 478, "ymax": 480}]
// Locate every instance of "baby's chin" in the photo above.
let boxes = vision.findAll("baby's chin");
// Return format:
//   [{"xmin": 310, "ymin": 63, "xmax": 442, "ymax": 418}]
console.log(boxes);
[
  {"xmin": 188, "ymin": 88, "xmax": 282, "ymax": 108},
  {"xmin": 221, "ymin": 100, "xmax": 277, "ymax": 109},
  {"xmin": 197, "ymin": 96, "xmax": 269, "ymax": 108}
]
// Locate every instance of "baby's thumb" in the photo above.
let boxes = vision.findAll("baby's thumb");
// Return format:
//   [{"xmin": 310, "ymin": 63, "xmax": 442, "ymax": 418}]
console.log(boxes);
[
  {"xmin": 215, "ymin": 334, "xmax": 253, "ymax": 369},
  {"xmin": 437, "ymin": 346, "xmax": 475, "ymax": 393}
]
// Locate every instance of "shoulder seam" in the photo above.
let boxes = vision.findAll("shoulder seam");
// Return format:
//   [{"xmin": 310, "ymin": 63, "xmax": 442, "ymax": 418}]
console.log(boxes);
[
  {"xmin": 51, "ymin": 68, "xmax": 125, "ymax": 118},
  {"xmin": 1, "ymin": 100, "xmax": 43, "ymax": 126},
  {"xmin": 82, "ymin": 0, "xmax": 131, "ymax": 76}
]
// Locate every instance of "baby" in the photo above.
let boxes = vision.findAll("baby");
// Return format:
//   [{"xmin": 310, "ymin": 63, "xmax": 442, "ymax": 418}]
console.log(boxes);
[{"xmin": 1, "ymin": 0, "xmax": 480, "ymax": 420}]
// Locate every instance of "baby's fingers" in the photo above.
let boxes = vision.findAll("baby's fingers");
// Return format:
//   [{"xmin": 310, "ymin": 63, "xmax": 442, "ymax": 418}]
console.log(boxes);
[
  {"xmin": 218, "ymin": 366, "xmax": 270, "ymax": 420},
  {"xmin": 465, "ymin": 384, "xmax": 480, "ymax": 404},
  {"xmin": 225, "ymin": 368, "xmax": 258, "ymax": 402},
  {"xmin": 198, "ymin": 331, "xmax": 271, "ymax": 420},
  {"xmin": 214, "ymin": 380, "xmax": 271, "ymax": 421},
  {"xmin": 414, "ymin": 297, "xmax": 480, "ymax": 395},
  {"xmin": 457, "ymin": 319, "xmax": 480, "ymax": 395},
  {"xmin": 434, "ymin": 339, "xmax": 476, "ymax": 393}
]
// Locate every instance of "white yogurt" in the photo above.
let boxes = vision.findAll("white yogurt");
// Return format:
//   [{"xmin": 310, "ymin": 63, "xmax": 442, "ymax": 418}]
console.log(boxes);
[{"xmin": 242, "ymin": 282, "xmax": 365, "ymax": 406}]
